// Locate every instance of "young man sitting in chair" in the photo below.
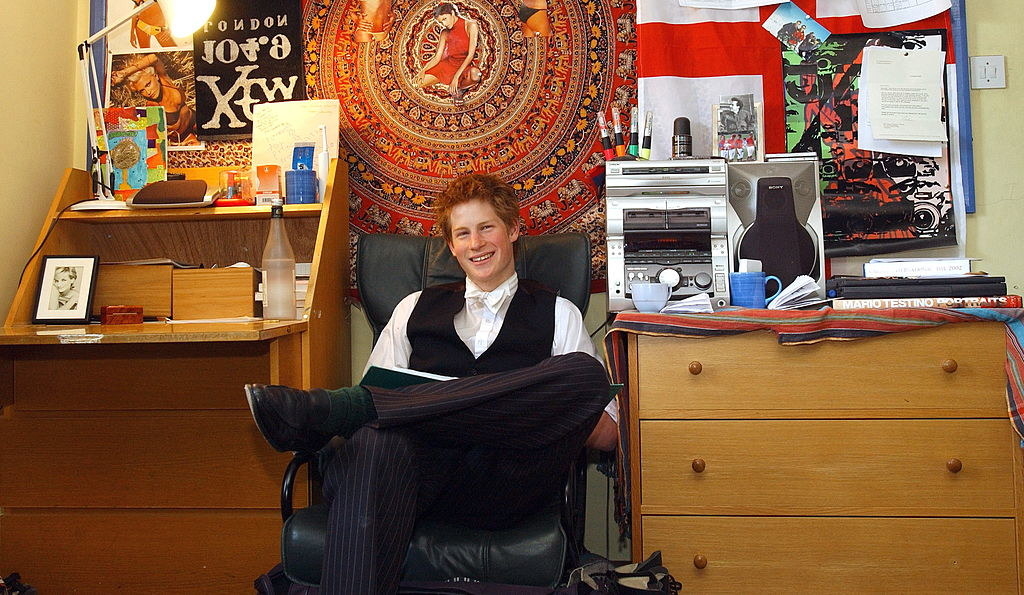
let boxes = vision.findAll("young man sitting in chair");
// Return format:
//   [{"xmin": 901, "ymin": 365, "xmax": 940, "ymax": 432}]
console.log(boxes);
[{"xmin": 246, "ymin": 172, "xmax": 618, "ymax": 594}]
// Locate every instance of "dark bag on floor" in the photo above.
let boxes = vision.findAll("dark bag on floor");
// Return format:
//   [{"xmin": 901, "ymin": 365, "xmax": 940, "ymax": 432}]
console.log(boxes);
[{"xmin": 567, "ymin": 551, "xmax": 681, "ymax": 595}]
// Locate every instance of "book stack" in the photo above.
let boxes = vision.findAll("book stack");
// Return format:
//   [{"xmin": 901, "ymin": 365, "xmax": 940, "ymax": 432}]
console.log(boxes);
[
  {"xmin": 295, "ymin": 262, "xmax": 311, "ymax": 319},
  {"xmin": 828, "ymin": 257, "xmax": 1020, "ymax": 310},
  {"xmin": 255, "ymin": 262, "xmax": 313, "ymax": 319}
]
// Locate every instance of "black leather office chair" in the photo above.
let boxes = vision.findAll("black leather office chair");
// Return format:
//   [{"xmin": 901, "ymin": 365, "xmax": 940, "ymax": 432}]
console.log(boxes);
[{"xmin": 277, "ymin": 232, "xmax": 593, "ymax": 588}]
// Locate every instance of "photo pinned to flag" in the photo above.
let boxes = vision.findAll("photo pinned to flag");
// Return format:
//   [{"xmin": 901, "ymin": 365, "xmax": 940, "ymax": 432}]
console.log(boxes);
[
  {"xmin": 713, "ymin": 93, "xmax": 762, "ymax": 162},
  {"xmin": 762, "ymin": 2, "xmax": 831, "ymax": 61}
]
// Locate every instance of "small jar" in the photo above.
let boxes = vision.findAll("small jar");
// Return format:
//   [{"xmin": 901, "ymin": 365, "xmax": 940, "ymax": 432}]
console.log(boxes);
[{"xmin": 215, "ymin": 169, "xmax": 255, "ymax": 206}]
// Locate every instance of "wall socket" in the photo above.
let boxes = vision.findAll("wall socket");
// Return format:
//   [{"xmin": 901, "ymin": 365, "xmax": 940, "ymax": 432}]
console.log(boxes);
[{"xmin": 970, "ymin": 55, "xmax": 1007, "ymax": 89}]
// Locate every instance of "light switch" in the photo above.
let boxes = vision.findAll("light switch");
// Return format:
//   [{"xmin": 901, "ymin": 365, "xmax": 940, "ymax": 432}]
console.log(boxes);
[{"xmin": 970, "ymin": 55, "xmax": 1007, "ymax": 89}]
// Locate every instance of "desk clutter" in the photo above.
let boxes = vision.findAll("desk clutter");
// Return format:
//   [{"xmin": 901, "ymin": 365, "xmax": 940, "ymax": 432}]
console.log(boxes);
[
  {"xmin": 90, "ymin": 258, "xmax": 314, "ymax": 322},
  {"xmin": 604, "ymin": 156, "xmax": 1015, "ymax": 314},
  {"xmin": 606, "ymin": 157, "xmax": 829, "ymax": 313}
]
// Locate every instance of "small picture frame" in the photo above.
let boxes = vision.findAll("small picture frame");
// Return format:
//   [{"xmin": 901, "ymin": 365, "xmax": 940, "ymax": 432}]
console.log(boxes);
[
  {"xmin": 711, "ymin": 96, "xmax": 765, "ymax": 163},
  {"xmin": 32, "ymin": 256, "xmax": 100, "ymax": 324}
]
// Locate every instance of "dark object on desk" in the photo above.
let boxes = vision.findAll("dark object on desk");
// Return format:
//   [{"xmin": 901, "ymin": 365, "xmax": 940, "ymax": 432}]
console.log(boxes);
[
  {"xmin": 275, "ymin": 233, "xmax": 593, "ymax": 589},
  {"xmin": 735, "ymin": 177, "xmax": 816, "ymax": 287},
  {"xmin": 126, "ymin": 179, "xmax": 211, "ymax": 208},
  {"xmin": 671, "ymin": 116, "xmax": 692, "ymax": 159},
  {"xmin": 827, "ymin": 276, "xmax": 1008, "ymax": 299},
  {"xmin": 100, "ymin": 305, "xmax": 143, "ymax": 325}
]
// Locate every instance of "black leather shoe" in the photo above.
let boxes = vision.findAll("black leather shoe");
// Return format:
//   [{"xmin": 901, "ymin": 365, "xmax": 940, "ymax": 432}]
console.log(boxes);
[{"xmin": 245, "ymin": 384, "xmax": 334, "ymax": 453}]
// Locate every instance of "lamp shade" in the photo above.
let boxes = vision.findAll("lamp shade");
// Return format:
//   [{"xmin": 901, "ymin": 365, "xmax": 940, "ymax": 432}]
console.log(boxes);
[{"xmin": 162, "ymin": 0, "xmax": 217, "ymax": 37}]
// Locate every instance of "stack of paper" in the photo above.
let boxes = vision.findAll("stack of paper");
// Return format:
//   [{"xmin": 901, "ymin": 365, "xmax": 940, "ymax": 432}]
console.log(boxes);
[
  {"xmin": 659, "ymin": 293, "xmax": 715, "ymax": 314},
  {"xmin": 768, "ymin": 275, "xmax": 827, "ymax": 310}
]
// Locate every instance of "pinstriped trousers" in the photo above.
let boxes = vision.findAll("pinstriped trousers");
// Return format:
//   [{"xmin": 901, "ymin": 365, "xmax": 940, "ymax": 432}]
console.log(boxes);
[{"xmin": 318, "ymin": 352, "xmax": 612, "ymax": 595}]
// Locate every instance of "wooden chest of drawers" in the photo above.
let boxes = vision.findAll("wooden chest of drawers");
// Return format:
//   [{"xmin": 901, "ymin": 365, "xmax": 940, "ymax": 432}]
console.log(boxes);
[{"xmin": 627, "ymin": 322, "xmax": 1023, "ymax": 592}]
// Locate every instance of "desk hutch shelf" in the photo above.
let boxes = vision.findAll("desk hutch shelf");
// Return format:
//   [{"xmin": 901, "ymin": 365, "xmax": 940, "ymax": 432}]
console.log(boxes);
[{"xmin": 0, "ymin": 163, "xmax": 351, "ymax": 592}]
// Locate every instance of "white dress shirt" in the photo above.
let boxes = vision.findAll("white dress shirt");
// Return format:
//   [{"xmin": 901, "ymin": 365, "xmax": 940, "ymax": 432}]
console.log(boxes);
[{"xmin": 364, "ymin": 273, "xmax": 618, "ymax": 421}]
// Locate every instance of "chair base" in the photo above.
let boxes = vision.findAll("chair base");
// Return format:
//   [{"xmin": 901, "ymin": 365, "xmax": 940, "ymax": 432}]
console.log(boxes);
[{"xmin": 281, "ymin": 503, "xmax": 568, "ymax": 588}]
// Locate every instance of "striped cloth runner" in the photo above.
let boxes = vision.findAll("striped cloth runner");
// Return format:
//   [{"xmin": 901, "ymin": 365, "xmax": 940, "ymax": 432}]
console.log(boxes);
[{"xmin": 602, "ymin": 306, "xmax": 1024, "ymax": 537}]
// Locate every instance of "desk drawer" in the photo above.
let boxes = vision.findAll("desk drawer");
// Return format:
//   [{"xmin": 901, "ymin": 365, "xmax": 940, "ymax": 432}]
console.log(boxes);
[
  {"xmin": 636, "ymin": 323, "xmax": 1006, "ymax": 417},
  {"xmin": 640, "ymin": 419, "xmax": 1016, "ymax": 516},
  {"xmin": 642, "ymin": 515, "xmax": 1018, "ymax": 593}
]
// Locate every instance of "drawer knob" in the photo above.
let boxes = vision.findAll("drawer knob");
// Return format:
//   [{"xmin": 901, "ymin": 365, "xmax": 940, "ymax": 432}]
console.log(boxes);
[
  {"xmin": 693, "ymin": 554, "xmax": 708, "ymax": 569},
  {"xmin": 692, "ymin": 458, "xmax": 706, "ymax": 473},
  {"xmin": 941, "ymin": 359, "xmax": 958, "ymax": 373},
  {"xmin": 688, "ymin": 361, "xmax": 703, "ymax": 375},
  {"xmin": 947, "ymin": 458, "xmax": 963, "ymax": 473}
]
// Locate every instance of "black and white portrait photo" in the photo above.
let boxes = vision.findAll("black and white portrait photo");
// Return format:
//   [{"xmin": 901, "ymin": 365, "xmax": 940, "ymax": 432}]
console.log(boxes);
[{"xmin": 33, "ymin": 256, "xmax": 100, "ymax": 324}]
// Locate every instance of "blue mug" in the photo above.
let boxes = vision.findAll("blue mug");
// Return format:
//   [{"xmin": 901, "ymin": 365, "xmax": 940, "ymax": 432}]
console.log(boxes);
[{"xmin": 729, "ymin": 272, "xmax": 782, "ymax": 308}]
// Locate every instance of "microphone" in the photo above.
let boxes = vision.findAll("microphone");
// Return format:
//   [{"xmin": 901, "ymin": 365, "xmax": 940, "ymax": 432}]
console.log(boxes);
[{"xmin": 672, "ymin": 117, "xmax": 692, "ymax": 159}]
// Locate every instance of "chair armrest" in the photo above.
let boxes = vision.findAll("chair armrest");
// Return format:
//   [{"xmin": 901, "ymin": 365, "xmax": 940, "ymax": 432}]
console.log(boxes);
[{"xmin": 281, "ymin": 451, "xmax": 319, "ymax": 522}]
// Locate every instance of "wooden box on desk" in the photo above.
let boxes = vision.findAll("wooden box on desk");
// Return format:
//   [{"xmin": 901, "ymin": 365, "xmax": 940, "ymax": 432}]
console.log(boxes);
[
  {"xmin": 172, "ymin": 267, "xmax": 259, "ymax": 319},
  {"xmin": 92, "ymin": 264, "xmax": 173, "ymax": 318}
]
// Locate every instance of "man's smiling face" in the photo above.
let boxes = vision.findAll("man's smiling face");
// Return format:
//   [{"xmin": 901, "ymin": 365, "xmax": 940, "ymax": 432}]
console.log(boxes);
[{"xmin": 446, "ymin": 198, "xmax": 519, "ymax": 291}]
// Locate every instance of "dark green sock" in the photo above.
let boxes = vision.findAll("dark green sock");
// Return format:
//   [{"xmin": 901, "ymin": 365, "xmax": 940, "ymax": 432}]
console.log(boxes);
[{"xmin": 315, "ymin": 385, "xmax": 377, "ymax": 439}]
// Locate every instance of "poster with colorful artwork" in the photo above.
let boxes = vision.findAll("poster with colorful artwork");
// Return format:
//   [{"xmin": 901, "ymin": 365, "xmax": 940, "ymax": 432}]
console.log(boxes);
[
  {"xmin": 782, "ymin": 30, "xmax": 956, "ymax": 255},
  {"xmin": 108, "ymin": 49, "xmax": 201, "ymax": 149},
  {"xmin": 95, "ymin": 106, "xmax": 168, "ymax": 201}
]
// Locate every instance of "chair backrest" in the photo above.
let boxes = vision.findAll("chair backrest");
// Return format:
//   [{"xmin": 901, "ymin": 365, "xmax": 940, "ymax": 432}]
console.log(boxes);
[{"xmin": 357, "ymin": 233, "xmax": 591, "ymax": 343}]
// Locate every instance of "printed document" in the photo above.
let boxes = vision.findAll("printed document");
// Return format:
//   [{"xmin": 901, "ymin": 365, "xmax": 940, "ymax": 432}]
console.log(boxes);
[
  {"xmin": 858, "ymin": 43, "xmax": 944, "ymax": 155},
  {"xmin": 857, "ymin": 0, "xmax": 951, "ymax": 28},
  {"xmin": 864, "ymin": 46, "xmax": 947, "ymax": 143}
]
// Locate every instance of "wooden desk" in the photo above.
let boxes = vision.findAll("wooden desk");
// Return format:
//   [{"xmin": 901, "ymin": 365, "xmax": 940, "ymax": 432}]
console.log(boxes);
[
  {"xmin": 0, "ymin": 321, "xmax": 312, "ymax": 592},
  {"xmin": 623, "ymin": 321, "xmax": 1024, "ymax": 593},
  {"xmin": 0, "ymin": 165, "xmax": 350, "ymax": 592}
]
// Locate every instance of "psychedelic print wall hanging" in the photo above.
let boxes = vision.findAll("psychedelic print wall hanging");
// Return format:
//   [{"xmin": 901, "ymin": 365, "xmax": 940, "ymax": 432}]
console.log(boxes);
[{"xmin": 304, "ymin": 0, "xmax": 636, "ymax": 284}]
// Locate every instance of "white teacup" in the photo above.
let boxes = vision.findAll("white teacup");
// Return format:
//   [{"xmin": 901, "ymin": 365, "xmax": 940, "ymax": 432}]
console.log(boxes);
[{"xmin": 630, "ymin": 282, "xmax": 671, "ymax": 313}]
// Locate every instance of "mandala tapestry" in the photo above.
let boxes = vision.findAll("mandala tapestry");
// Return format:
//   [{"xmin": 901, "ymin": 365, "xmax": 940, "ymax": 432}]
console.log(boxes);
[{"xmin": 304, "ymin": 0, "xmax": 636, "ymax": 287}]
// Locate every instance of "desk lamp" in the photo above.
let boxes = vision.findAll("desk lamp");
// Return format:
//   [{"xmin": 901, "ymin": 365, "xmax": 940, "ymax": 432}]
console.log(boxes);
[{"xmin": 77, "ymin": 0, "xmax": 216, "ymax": 208}]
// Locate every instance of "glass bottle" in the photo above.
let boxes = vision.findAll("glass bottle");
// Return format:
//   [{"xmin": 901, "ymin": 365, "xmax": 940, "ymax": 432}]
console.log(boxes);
[{"xmin": 262, "ymin": 202, "xmax": 296, "ymax": 320}]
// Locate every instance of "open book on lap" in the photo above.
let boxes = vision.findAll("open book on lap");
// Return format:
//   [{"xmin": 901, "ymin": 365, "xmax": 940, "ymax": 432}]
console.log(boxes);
[
  {"xmin": 360, "ymin": 364, "xmax": 624, "ymax": 401},
  {"xmin": 359, "ymin": 365, "xmax": 455, "ymax": 389}
]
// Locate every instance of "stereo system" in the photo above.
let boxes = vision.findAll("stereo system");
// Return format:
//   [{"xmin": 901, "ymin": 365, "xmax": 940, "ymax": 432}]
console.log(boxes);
[
  {"xmin": 606, "ymin": 160, "xmax": 731, "ymax": 311},
  {"xmin": 605, "ymin": 157, "xmax": 825, "ymax": 311}
]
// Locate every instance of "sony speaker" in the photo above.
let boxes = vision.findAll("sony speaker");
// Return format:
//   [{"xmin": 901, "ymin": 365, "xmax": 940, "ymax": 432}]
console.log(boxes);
[
  {"xmin": 127, "ymin": 179, "xmax": 212, "ymax": 208},
  {"xmin": 726, "ymin": 160, "xmax": 825, "ymax": 294}
]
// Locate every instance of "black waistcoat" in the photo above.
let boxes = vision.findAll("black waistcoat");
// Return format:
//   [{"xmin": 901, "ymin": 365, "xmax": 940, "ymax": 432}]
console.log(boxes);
[{"xmin": 407, "ymin": 279, "xmax": 556, "ymax": 377}]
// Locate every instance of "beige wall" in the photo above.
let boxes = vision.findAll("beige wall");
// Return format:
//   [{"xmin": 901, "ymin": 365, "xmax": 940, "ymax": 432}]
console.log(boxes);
[
  {"xmin": 0, "ymin": 3, "xmax": 81, "ymax": 315},
  {"xmin": 965, "ymin": 0, "xmax": 1024, "ymax": 293}
]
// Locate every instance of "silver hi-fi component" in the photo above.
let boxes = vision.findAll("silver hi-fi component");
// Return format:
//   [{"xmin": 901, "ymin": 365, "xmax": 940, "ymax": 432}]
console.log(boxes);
[{"xmin": 605, "ymin": 159, "xmax": 731, "ymax": 311}]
